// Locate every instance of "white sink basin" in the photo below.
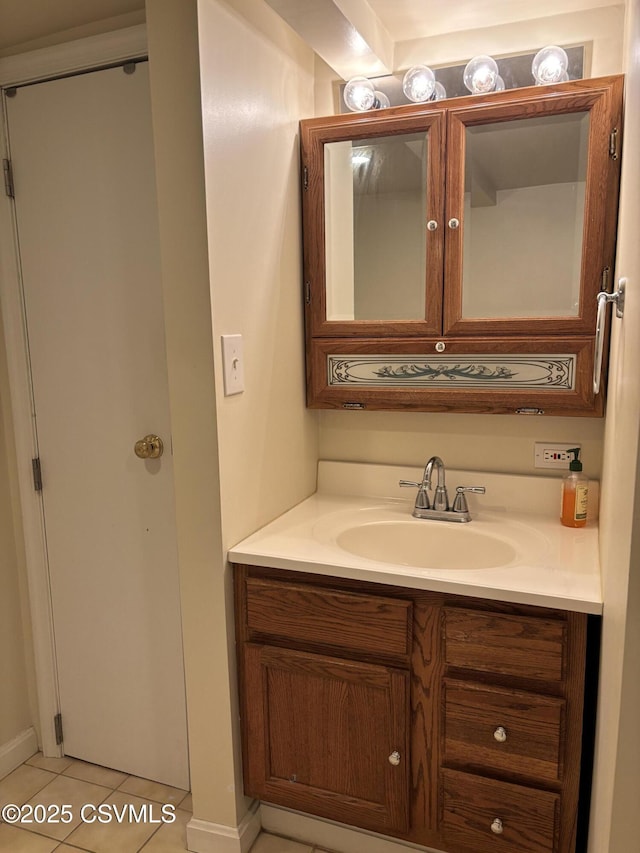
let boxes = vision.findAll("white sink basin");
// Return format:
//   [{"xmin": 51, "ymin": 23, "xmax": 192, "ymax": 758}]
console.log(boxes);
[{"xmin": 336, "ymin": 520, "xmax": 517, "ymax": 570}]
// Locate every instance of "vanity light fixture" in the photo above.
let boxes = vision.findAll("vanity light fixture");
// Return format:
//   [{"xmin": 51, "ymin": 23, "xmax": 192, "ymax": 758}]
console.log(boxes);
[
  {"xmin": 402, "ymin": 64, "xmax": 436, "ymax": 102},
  {"xmin": 342, "ymin": 44, "xmax": 574, "ymax": 112},
  {"xmin": 432, "ymin": 81, "xmax": 447, "ymax": 100},
  {"xmin": 343, "ymin": 77, "xmax": 391, "ymax": 111},
  {"xmin": 532, "ymin": 45, "xmax": 569, "ymax": 84},
  {"xmin": 373, "ymin": 90, "xmax": 391, "ymax": 109},
  {"xmin": 343, "ymin": 76, "xmax": 376, "ymax": 111},
  {"xmin": 463, "ymin": 55, "xmax": 500, "ymax": 94}
]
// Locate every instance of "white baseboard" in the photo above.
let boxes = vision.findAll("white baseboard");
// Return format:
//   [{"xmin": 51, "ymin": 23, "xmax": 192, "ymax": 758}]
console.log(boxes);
[
  {"xmin": 0, "ymin": 727, "xmax": 38, "ymax": 780},
  {"xmin": 261, "ymin": 804, "xmax": 445, "ymax": 853},
  {"xmin": 186, "ymin": 801, "xmax": 261, "ymax": 853}
]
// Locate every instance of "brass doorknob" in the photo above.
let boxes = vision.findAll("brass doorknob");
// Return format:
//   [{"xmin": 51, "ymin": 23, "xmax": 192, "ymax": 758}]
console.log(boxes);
[{"xmin": 134, "ymin": 434, "xmax": 164, "ymax": 459}]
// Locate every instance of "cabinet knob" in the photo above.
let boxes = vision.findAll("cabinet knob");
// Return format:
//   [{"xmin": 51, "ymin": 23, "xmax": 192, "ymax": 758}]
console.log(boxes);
[
  {"xmin": 427, "ymin": 220, "xmax": 438, "ymax": 231},
  {"xmin": 493, "ymin": 726, "xmax": 507, "ymax": 743},
  {"xmin": 448, "ymin": 217, "xmax": 460, "ymax": 229},
  {"xmin": 388, "ymin": 750, "xmax": 401, "ymax": 766},
  {"xmin": 491, "ymin": 818, "xmax": 504, "ymax": 835}
]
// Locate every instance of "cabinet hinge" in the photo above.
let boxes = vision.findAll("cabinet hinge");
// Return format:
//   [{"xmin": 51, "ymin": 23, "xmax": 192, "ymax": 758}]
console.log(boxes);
[
  {"xmin": 3, "ymin": 158, "xmax": 14, "ymax": 198},
  {"xmin": 303, "ymin": 166, "xmax": 309, "ymax": 191},
  {"xmin": 54, "ymin": 712, "xmax": 64, "ymax": 745},
  {"xmin": 601, "ymin": 266, "xmax": 611, "ymax": 293},
  {"xmin": 304, "ymin": 280, "xmax": 311, "ymax": 304},
  {"xmin": 32, "ymin": 457, "xmax": 42, "ymax": 492},
  {"xmin": 609, "ymin": 128, "xmax": 619, "ymax": 160}
]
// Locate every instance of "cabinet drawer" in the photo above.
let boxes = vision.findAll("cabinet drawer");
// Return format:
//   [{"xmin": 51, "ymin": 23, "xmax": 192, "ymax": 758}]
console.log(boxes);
[
  {"xmin": 443, "ymin": 680, "xmax": 564, "ymax": 783},
  {"xmin": 442, "ymin": 768, "xmax": 559, "ymax": 853},
  {"xmin": 245, "ymin": 577, "xmax": 412, "ymax": 660},
  {"xmin": 444, "ymin": 608, "xmax": 566, "ymax": 682}
]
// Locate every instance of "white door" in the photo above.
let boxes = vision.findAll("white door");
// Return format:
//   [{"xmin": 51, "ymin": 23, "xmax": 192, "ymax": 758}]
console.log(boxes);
[{"xmin": 5, "ymin": 62, "xmax": 189, "ymax": 790}]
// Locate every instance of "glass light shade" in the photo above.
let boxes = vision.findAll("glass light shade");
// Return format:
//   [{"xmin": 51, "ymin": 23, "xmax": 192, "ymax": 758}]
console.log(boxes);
[
  {"xmin": 402, "ymin": 65, "xmax": 436, "ymax": 102},
  {"xmin": 373, "ymin": 90, "xmax": 391, "ymax": 109},
  {"xmin": 532, "ymin": 46, "xmax": 569, "ymax": 85},
  {"xmin": 432, "ymin": 81, "xmax": 447, "ymax": 101},
  {"xmin": 494, "ymin": 75, "xmax": 506, "ymax": 92},
  {"xmin": 463, "ymin": 55, "xmax": 499, "ymax": 94},
  {"xmin": 343, "ymin": 76, "xmax": 375, "ymax": 112}
]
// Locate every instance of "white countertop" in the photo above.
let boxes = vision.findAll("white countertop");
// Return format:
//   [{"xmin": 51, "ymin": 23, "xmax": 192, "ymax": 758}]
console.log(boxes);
[{"xmin": 228, "ymin": 462, "xmax": 602, "ymax": 614}]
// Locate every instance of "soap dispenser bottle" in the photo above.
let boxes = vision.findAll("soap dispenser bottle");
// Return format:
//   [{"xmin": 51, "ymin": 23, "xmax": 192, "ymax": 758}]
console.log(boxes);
[{"xmin": 561, "ymin": 448, "xmax": 588, "ymax": 528}]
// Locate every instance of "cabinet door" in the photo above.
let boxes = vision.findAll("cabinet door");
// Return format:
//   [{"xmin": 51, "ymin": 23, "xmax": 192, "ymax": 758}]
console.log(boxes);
[
  {"xmin": 301, "ymin": 109, "xmax": 445, "ymax": 338},
  {"xmin": 242, "ymin": 644, "xmax": 410, "ymax": 834},
  {"xmin": 444, "ymin": 78, "xmax": 623, "ymax": 337}
]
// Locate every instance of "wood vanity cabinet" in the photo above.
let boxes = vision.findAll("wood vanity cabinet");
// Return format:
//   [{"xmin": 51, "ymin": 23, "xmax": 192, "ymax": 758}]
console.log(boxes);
[
  {"xmin": 300, "ymin": 75, "xmax": 623, "ymax": 416},
  {"xmin": 234, "ymin": 565, "xmax": 593, "ymax": 853}
]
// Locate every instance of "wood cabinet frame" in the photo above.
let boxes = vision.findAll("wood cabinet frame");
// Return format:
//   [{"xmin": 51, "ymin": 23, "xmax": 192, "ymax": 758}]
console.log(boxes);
[
  {"xmin": 235, "ymin": 564, "xmax": 593, "ymax": 853},
  {"xmin": 300, "ymin": 76, "xmax": 623, "ymax": 416}
]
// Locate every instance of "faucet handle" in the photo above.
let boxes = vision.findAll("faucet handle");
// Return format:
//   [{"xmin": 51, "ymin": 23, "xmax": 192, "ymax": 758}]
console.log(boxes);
[
  {"xmin": 452, "ymin": 485, "xmax": 486, "ymax": 514},
  {"xmin": 399, "ymin": 480, "xmax": 430, "ymax": 510}
]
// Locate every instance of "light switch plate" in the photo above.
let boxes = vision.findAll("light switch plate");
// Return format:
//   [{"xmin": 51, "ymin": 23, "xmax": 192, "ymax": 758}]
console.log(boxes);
[{"xmin": 221, "ymin": 334, "xmax": 244, "ymax": 395}]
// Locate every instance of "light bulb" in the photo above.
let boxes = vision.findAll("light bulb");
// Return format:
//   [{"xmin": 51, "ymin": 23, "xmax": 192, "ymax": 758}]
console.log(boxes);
[
  {"xmin": 532, "ymin": 46, "xmax": 568, "ymax": 85},
  {"xmin": 373, "ymin": 90, "xmax": 390, "ymax": 109},
  {"xmin": 494, "ymin": 75, "xmax": 506, "ymax": 92},
  {"xmin": 402, "ymin": 65, "xmax": 436, "ymax": 102},
  {"xmin": 431, "ymin": 81, "xmax": 447, "ymax": 101},
  {"xmin": 343, "ymin": 76, "xmax": 375, "ymax": 112},
  {"xmin": 463, "ymin": 55, "xmax": 499, "ymax": 94}
]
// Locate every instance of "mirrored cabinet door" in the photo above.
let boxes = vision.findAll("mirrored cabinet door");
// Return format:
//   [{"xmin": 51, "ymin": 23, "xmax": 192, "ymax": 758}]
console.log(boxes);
[
  {"xmin": 300, "ymin": 76, "xmax": 622, "ymax": 416},
  {"xmin": 302, "ymin": 110, "xmax": 445, "ymax": 337},
  {"xmin": 444, "ymin": 86, "xmax": 619, "ymax": 336}
]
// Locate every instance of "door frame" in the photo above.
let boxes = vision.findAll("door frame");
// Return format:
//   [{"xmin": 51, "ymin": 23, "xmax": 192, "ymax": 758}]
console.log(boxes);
[{"xmin": 0, "ymin": 25, "xmax": 148, "ymax": 757}]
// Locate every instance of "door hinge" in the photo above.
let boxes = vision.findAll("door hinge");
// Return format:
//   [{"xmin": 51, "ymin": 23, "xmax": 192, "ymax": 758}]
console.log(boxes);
[
  {"xmin": 32, "ymin": 457, "xmax": 42, "ymax": 492},
  {"xmin": 54, "ymin": 712, "xmax": 64, "ymax": 745},
  {"xmin": 303, "ymin": 166, "xmax": 309, "ymax": 191},
  {"xmin": 304, "ymin": 280, "xmax": 311, "ymax": 304},
  {"xmin": 3, "ymin": 158, "xmax": 14, "ymax": 198},
  {"xmin": 609, "ymin": 128, "xmax": 619, "ymax": 160}
]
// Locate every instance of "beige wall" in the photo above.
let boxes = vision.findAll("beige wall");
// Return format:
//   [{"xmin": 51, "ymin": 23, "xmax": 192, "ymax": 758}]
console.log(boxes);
[
  {"xmin": 588, "ymin": 0, "xmax": 640, "ymax": 848},
  {"xmin": 197, "ymin": 0, "xmax": 318, "ymax": 554},
  {"xmin": 0, "ymin": 302, "xmax": 32, "ymax": 750}
]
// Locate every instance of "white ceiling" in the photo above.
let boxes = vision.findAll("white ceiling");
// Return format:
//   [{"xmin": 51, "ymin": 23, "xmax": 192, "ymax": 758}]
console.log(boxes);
[
  {"xmin": 0, "ymin": 0, "xmax": 624, "ymax": 74},
  {"xmin": 266, "ymin": 0, "xmax": 624, "ymax": 78},
  {"xmin": 0, "ymin": 0, "xmax": 143, "ymax": 51},
  {"xmin": 365, "ymin": 0, "xmax": 622, "ymax": 41}
]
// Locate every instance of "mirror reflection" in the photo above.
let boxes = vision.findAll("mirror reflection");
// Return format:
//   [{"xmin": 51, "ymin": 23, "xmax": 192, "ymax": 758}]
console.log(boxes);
[
  {"xmin": 324, "ymin": 132, "xmax": 428, "ymax": 321},
  {"xmin": 462, "ymin": 112, "xmax": 589, "ymax": 318}
]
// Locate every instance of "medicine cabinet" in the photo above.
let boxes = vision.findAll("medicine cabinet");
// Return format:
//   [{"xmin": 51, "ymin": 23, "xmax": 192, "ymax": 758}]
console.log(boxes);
[{"xmin": 300, "ymin": 75, "xmax": 623, "ymax": 416}]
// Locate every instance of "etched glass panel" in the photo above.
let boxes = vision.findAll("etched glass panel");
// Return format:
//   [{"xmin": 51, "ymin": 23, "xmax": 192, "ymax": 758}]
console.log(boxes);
[
  {"xmin": 462, "ymin": 112, "xmax": 589, "ymax": 319},
  {"xmin": 325, "ymin": 132, "xmax": 427, "ymax": 321},
  {"xmin": 328, "ymin": 353, "xmax": 576, "ymax": 389}
]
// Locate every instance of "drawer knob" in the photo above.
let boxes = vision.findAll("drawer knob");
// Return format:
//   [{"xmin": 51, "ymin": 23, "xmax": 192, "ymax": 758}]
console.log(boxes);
[
  {"xmin": 493, "ymin": 726, "xmax": 507, "ymax": 743},
  {"xmin": 491, "ymin": 818, "xmax": 504, "ymax": 835},
  {"xmin": 388, "ymin": 750, "xmax": 401, "ymax": 766}
]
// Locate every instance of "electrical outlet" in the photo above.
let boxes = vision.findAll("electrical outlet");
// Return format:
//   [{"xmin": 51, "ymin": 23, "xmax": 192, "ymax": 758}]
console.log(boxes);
[{"xmin": 534, "ymin": 442, "xmax": 581, "ymax": 470}]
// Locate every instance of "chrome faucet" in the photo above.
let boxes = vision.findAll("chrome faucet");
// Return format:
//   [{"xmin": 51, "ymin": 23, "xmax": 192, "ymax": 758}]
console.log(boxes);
[
  {"xmin": 399, "ymin": 456, "xmax": 485, "ymax": 522},
  {"xmin": 424, "ymin": 456, "xmax": 448, "ymax": 511}
]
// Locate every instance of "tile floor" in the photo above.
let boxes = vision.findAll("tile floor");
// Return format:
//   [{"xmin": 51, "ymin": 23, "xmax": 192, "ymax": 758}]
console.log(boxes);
[{"xmin": 0, "ymin": 754, "xmax": 331, "ymax": 853}]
